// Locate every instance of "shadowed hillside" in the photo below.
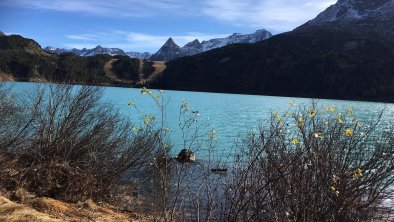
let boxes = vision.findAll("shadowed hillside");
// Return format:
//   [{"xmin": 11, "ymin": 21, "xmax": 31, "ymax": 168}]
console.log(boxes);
[
  {"xmin": 154, "ymin": 0, "xmax": 394, "ymax": 102},
  {"xmin": 154, "ymin": 27, "xmax": 394, "ymax": 102},
  {"xmin": 0, "ymin": 35, "xmax": 157, "ymax": 85}
]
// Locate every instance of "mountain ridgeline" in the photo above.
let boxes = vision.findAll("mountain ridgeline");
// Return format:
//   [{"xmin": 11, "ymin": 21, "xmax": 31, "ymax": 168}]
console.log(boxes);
[
  {"xmin": 44, "ymin": 45, "xmax": 152, "ymax": 60},
  {"xmin": 154, "ymin": 0, "xmax": 394, "ymax": 102},
  {"xmin": 43, "ymin": 29, "xmax": 272, "ymax": 61},
  {"xmin": 149, "ymin": 29, "xmax": 272, "ymax": 61},
  {"xmin": 298, "ymin": 0, "xmax": 394, "ymax": 38},
  {"xmin": 0, "ymin": 34, "xmax": 156, "ymax": 85}
]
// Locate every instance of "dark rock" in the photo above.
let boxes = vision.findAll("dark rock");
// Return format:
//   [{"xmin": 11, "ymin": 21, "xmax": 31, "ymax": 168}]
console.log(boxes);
[
  {"xmin": 175, "ymin": 149, "xmax": 195, "ymax": 163},
  {"xmin": 211, "ymin": 168, "xmax": 228, "ymax": 173}
]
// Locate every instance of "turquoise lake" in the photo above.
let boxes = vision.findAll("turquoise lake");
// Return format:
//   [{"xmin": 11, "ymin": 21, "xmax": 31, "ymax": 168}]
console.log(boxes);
[{"xmin": 8, "ymin": 82, "xmax": 394, "ymax": 161}]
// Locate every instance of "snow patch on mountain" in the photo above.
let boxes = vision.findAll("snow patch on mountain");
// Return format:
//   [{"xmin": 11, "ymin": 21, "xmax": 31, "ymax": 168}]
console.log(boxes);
[
  {"xmin": 201, "ymin": 29, "xmax": 271, "ymax": 52},
  {"xmin": 126, "ymin": 52, "xmax": 151, "ymax": 59},
  {"xmin": 305, "ymin": 0, "xmax": 394, "ymax": 25},
  {"xmin": 181, "ymin": 39, "xmax": 203, "ymax": 56}
]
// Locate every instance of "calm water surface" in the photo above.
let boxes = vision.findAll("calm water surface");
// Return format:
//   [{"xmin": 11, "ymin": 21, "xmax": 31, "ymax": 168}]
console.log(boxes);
[{"xmin": 8, "ymin": 82, "xmax": 394, "ymax": 160}]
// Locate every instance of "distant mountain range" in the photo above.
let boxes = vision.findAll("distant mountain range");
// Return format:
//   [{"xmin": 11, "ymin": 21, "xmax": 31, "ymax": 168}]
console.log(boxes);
[
  {"xmin": 149, "ymin": 29, "xmax": 272, "ymax": 61},
  {"xmin": 43, "ymin": 29, "xmax": 272, "ymax": 61},
  {"xmin": 44, "ymin": 45, "xmax": 152, "ymax": 60}
]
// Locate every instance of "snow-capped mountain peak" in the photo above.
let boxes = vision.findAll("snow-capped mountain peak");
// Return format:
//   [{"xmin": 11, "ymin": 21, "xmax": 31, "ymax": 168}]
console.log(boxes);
[
  {"xmin": 200, "ymin": 29, "xmax": 272, "ymax": 52},
  {"xmin": 163, "ymin": 37, "xmax": 180, "ymax": 48},
  {"xmin": 45, "ymin": 29, "xmax": 273, "ymax": 61},
  {"xmin": 304, "ymin": 0, "xmax": 394, "ymax": 25},
  {"xmin": 298, "ymin": 0, "xmax": 394, "ymax": 37},
  {"xmin": 181, "ymin": 39, "xmax": 203, "ymax": 56},
  {"xmin": 44, "ymin": 46, "xmax": 68, "ymax": 54},
  {"xmin": 149, "ymin": 37, "xmax": 181, "ymax": 61},
  {"xmin": 149, "ymin": 29, "xmax": 272, "ymax": 61},
  {"xmin": 44, "ymin": 45, "xmax": 152, "ymax": 59}
]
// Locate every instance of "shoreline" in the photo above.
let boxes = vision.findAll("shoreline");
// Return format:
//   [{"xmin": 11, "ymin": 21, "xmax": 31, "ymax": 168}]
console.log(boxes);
[{"xmin": 3, "ymin": 79, "xmax": 394, "ymax": 104}]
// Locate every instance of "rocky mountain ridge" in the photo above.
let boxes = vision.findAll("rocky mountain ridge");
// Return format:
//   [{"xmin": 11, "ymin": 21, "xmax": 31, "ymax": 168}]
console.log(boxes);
[
  {"xmin": 299, "ymin": 0, "xmax": 394, "ymax": 37},
  {"xmin": 43, "ymin": 29, "xmax": 272, "ymax": 61},
  {"xmin": 306, "ymin": 0, "xmax": 394, "ymax": 24},
  {"xmin": 149, "ymin": 29, "xmax": 272, "ymax": 61},
  {"xmin": 44, "ymin": 45, "xmax": 152, "ymax": 59}
]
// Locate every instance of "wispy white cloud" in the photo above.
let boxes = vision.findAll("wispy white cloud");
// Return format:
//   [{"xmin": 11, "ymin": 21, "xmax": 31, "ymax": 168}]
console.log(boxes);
[
  {"xmin": 63, "ymin": 31, "xmax": 230, "ymax": 52},
  {"xmin": 4, "ymin": 32, "xmax": 19, "ymax": 36},
  {"xmin": 64, "ymin": 43, "xmax": 98, "ymax": 49},
  {"xmin": 202, "ymin": 0, "xmax": 337, "ymax": 32},
  {"xmin": 66, "ymin": 34, "xmax": 97, "ymax": 41},
  {"xmin": 2, "ymin": 0, "xmax": 337, "ymax": 32},
  {"xmin": 0, "ymin": 0, "xmax": 202, "ymax": 17}
]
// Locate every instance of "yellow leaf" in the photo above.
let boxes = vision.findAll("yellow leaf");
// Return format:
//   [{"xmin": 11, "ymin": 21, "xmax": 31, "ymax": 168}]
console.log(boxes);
[
  {"xmin": 309, "ymin": 109, "xmax": 316, "ymax": 117},
  {"xmin": 345, "ymin": 128, "xmax": 353, "ymax": 137},
  {"xmin": 292, "ymin": 138, "xmax": 299, "ymax": 145}
]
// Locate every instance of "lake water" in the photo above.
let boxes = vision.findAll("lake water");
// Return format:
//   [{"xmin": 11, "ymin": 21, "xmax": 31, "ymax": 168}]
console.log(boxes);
[
  {"xmin": 6, "ymin": 81, "xmax": 394, "ymax": 215},
  {"xmin": 7, "ymin": 82, "xmax": 394, "ymax": 160}
]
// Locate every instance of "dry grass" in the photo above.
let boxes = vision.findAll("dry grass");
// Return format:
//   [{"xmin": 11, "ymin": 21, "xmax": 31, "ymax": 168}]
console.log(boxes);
[
  {"xmin": 0, "ymin": 72, "xmax": 15, "ymax": 81},
  {"xmin": 103, "ymin": 58, "xmax": 133, "ymax": 84},
  {"xmin": 138, "ymin": 61, "xmax": 166, "ymax": 85},
  {"xmin": 0, "ymin": 189, "xmax": 149, "ymax": 222},
  {"xmin": 0, "ymin": 194, "xmax": 62, "ymax": 222},
  {"xmin": 149, "ymin": 61, "xmax": 166, "ymax": 80},
  {"xmin": 103, "ymin": 58, "xmax": 166, "ymax": 85}
]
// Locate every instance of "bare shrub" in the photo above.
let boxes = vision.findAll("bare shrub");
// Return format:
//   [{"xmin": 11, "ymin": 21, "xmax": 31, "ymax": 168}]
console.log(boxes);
[
  {"xmin": 135, "ymin": 89, "xmax": 229, "ymax": 221},
  {"xmin": 1, "ymin": 84, "xmax": 162, "ymax": 202},
  {"xmin": 0, "ymin": 82, "xmax": 35, "ymax": 153},
  {"xmin": 223, "ymin": 102, "xmax": 394, "ymax": 221}
]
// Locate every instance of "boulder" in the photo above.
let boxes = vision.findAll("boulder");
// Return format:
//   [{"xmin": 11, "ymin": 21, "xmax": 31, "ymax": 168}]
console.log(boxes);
[{"xmin": 175, "ymin": 149, "xmax": 195, "ymax": 163}]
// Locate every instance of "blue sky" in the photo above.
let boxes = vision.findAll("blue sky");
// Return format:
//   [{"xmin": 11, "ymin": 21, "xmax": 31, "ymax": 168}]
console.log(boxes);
[{"xmin": 0, "ymin": 0, "xmax": 336, "ymax": 53}]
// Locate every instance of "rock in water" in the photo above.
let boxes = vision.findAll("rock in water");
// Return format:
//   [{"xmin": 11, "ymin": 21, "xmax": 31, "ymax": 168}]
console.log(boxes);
[{"xmin": 176, "ymin": 149, "xmax": 196, "ymax": 163}]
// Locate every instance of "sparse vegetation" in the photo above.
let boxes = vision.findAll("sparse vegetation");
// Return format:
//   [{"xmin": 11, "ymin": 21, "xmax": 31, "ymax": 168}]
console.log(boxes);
[{"xmin": 222, "ymin": 102, "xmax": 394, "ymax": 221}]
